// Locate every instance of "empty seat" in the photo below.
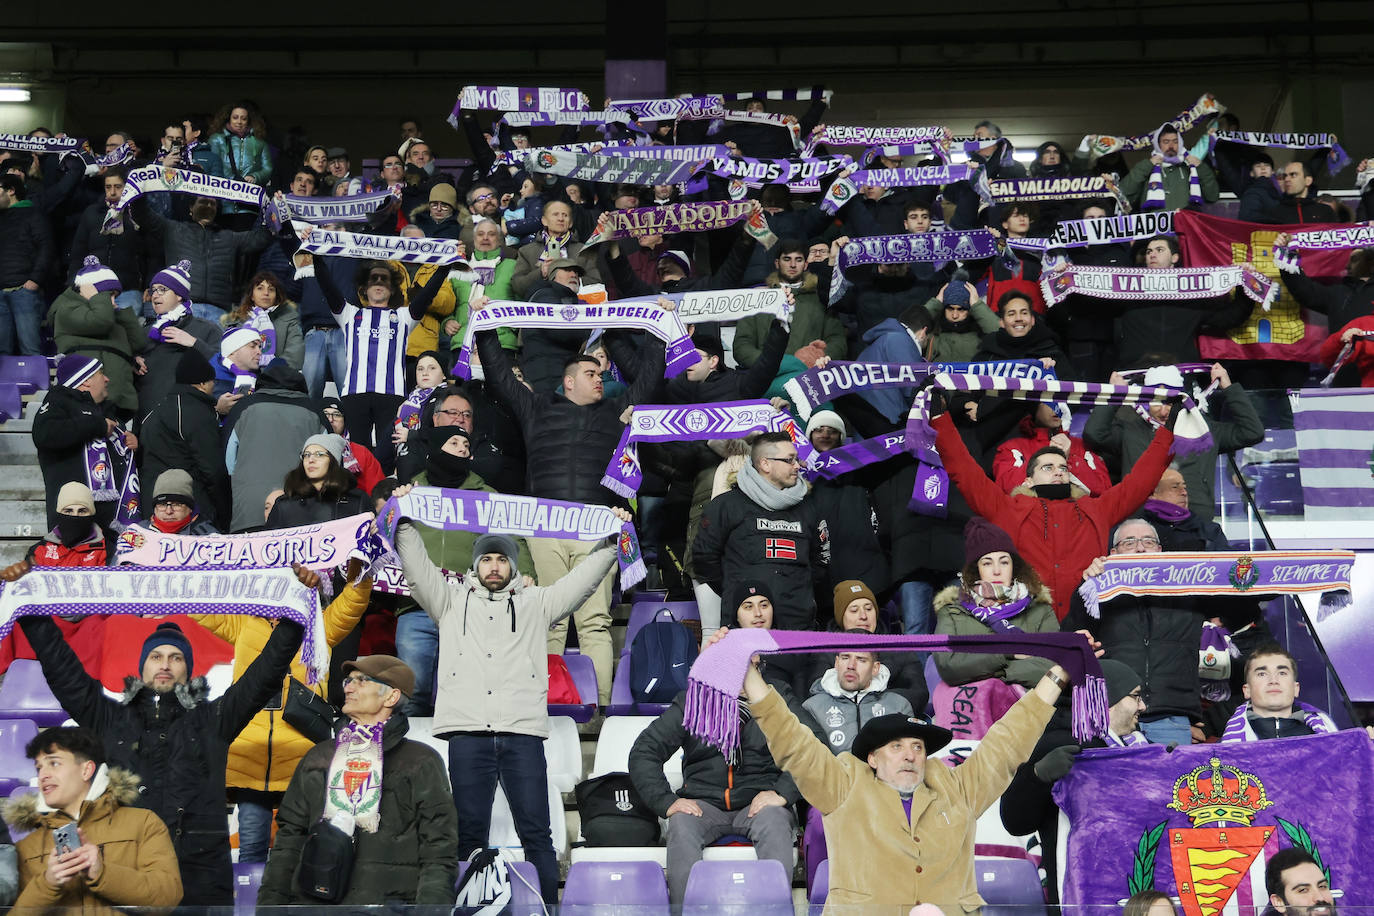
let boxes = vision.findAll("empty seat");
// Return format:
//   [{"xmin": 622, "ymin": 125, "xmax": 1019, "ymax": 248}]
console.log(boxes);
[
  {"xmin": 562, "ymin": 860, "xmax": 669, "ymax": 915},
  {"xmin": 0, "ymin": 718, "xmax": 40, "ymax": 795},
  {"xmin": 488, "ymin": 779, "xmax": 567, "ymax": 857},
  {"xmin": 0, "ymin": 383, "xmax": 21, "ymax": 423},
  {"xmin": 809, "ymin": 858, "xmax": 829, "ymax": 911},
  {"xmin": 682, "ymin": 859, "xmax": 792, "ymax": 916},
  {"xmin": 545, "ymin": 715, "xmax": 582, "ymax": 794},
  {"xmin": 456, "ymin": 857, "xmax": 545, "ymax": 915},
  {"xmin": 0, "ymin": 356, "xmax": 50, "ymax": 395},
  {"xmin": 590, "ymin": 716, "xmax": 662, "ymax": 778},
  {"xmin": 0, "ymin": 660, "xmax": 69, "ymax": 727},
  {"xmin": 977, "ymin": 856, "xmax": 1047, "ymax": 916},
  {"xmin": 548, "ymin": 651, "xmax": 598, "ymax": 723},
  {"xmin": 233, "ymin": 861, "xmax": 264, "ymax": 915}
]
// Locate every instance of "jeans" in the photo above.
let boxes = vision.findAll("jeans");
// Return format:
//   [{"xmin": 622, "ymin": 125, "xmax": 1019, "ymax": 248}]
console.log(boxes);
[
  {"xmin": 1140, "ymin": 714, "xmax": 1192, "ymax": 747},
  {"xmin": 0, "ymin": 286, "xmax": 45, "ymax": 355},
  {"xmin": 447, "ymin": 733, "xmax": 559, "ymax": 903},
  {"xmin": 235, "ymin": 800, "xmax": 274, "ymax": 863},
  {"xmin": 394, "ymin": 611, "xmax": 438, "ymax": 717},
  {"xmin": 899, "ymin": 579, "xmax": 935, "ymax": 636},
  {"xmin": 113, "ymin": 289, "xmax": 144, "ymax": 313},
  {"xmin": 302, "ymin": 326, "xmax": 347, "ymax": 401},
  {"xmin": 189, "ymin": 301, "xmax": 227, "ymax": 324},
  {"xmin": 665, "ymin": 800, "xmax": 796, "ymax": 906}
]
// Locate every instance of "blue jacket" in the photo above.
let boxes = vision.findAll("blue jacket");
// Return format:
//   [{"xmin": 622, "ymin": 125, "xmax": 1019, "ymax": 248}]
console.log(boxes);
[{"xmin": 853, "ymin": 318, "xmax": 924, "ymax": 423}]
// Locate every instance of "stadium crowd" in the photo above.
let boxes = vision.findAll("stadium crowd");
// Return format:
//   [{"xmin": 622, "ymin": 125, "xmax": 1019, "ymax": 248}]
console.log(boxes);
[{"xmin": 0, "ymin": 86, "xmax": 1369, "ymax": 911}]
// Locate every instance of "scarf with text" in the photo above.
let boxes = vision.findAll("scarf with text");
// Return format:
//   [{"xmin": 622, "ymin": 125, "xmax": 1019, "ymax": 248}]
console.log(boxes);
[
  {"xmin": 448, "ymin": 85, "xmax": 589, "ymax": 126},
  {"xmin": 278, "ymin": 186, "xmax": 400, "ymax": 225},
  {"xmin": 298, "ymin": 226, "xmax": 469, "ymax": 266},
  {"xmin": 378, "ymin": 486, "xmax": 646, "ymax": 589},
  {"xmin": 905, "ymin": 375, "xmax": 1211, "ymax": 516},
  {"xmin": 367, "ymin": 562, "xmax": 463, "ymax": 597},
  {"xmin": 785, "ymin": 359, "xmax": 1055, "ymax": 421},
  {"xmin": 602, "ymin": 401, "xmax": 812, "ymax": 498},
  {"xmin": 607, "ymin": 95, "xmax": 726, "ymax": 121},
  {"xmin": 1082, "ymin": 94, "xmax": 1225, "ymax": 158},
  {"xmin": 828, "ymin": 228, "xmax": 1019, "ymax": 299},
  {"xmin": 585, "ymin": 199, "xmax": 767, "ymax": 245},
  {"xmin": 1210, "ymin": 131, "xmax": 1351, "ymax": 173},
  {"xmin": 324, "ymin": 719, "xmax": 385, "ymax": 834},
  {"xmin": 524, "ymin": 150, "xmax": 698, "ymax": 186},
  {"xmin": 685, "ymin": 628, "xmax": 1107, "ymax": 755},
  {"xmin": 0, "ymin": 565, "xmax": 327, "ymax": 681},
  {"xmin": 86, "ymin": 428, "xmax": 140, "ymax": 531},
  {"xmin": 1040, "ymin": 264, "xmax": 1278, "ymax": 309},
  {"xmin": 1078, "ymin": 550, "xmax": 1354, "ymax": 620},
  {"xmin": 116, "ymin": 512, "xmax": 386, "ymax": 576},
  {"xmin": 803, "ymin": 124, "xmax": 948, "ymax": 157},
  {"xmin": 500, "ymin": 109, "xmax": 637, "ymax": 129},
  {"xmin": 990, "ymin": 174, "xmax": 1129, "ymax": 210},
  {"xmin": 1271, "ymin": 223, "xmax": 1374, "ymax": 274},
  {"xmin": 453, "ymin": 299, "xmax": 695, "ymax": 380},
  {"xmin": 821, "ymin": 164, "xmax": 992, "ymax": 216},
  {"xmin": 112, "ymin": 165, "xmax": 263, "ymax": 223},
  {"xmin": 669, "ymin": 286, "xmax": 792, "ymax": 325},
  {"xmin": 1044, "ymin": 210, "xmax": 1177, "ymax": 249},
  {"xmin": 0, "ymin": 133, "xmax": 85, "ymax": 155}
]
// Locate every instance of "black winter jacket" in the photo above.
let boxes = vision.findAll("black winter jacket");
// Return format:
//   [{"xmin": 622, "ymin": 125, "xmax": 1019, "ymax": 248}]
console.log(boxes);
[
  {"xmin": 394, "ymin": 382, "xmax": 526, "ymax": 494},
  {"xmin": 17, "ymin": 614, "xmax": 304, "ymax": 906},
  {"xmin": 1283, "ymin": 270, "xmax": 1374, "ymax": 338},
  {"xmin": 662, "ymin": 319, "xmax": 787, "ymax": 404},
  {"xmin": 265, "ymin": 487, "xmax": 372, "ymax": 528},
  {"xmin": 520, "ymin": 281, "xmax": 592, "ymax": 393},
  {"xmin": 692, "ymin": 483, "xmax": 829, "ymax": 629},
  {"xmin": 31, "ymin": 385, "xmax": 115, "ymax": 529},
  {"xmin": 139, "ymin": 384, "xmax": 231, "ymax": 529},
  {"xmin": 137, "ymin": 205, "xmax": 272, "ymax": 309},
  {"xmin": 476, "ymin": 327, "xmax": 662, "ymax": 508},
  {"xmin": 136, "ymin": 311, "xmax": 223, "ymax": 420},
  {"xmin": 810, "ymin": 476, "xmax": 889, "ymax": 595},
  {"xmin": 0, "ymin": 200, "xmax": 54, "ymax": 288},
  {"xmin": 67, "ymin": 199, "xmax": 151, "ymax": 290},
  {"xmin": 629, "ymin": 691, "xmax": 814, "ymax": 817},
  {"xmin": 1112, "ymin": 292, "xmax": 1253, "ymax": 368}
]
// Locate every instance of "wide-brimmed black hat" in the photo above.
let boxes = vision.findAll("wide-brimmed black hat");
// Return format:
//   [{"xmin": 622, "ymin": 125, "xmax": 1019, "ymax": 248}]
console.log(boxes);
[{"xmin": 851, "ymin": 713, "xmax": 953, "ymax": 763}]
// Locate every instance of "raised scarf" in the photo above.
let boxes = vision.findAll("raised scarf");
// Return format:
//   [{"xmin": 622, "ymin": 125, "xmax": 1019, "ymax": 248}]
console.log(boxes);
[
  {"xmin": 1321, "ymin": 333, "xmax": 1374, "ymax": 387},
  {"xmin": 524, "ymin": 150, "xmax": 698, "ymax": 186},
  {"xmin": 377, "ymin": 486, "xmax": 646, "ymax": 589},
  {"xmin": 325, "ymin": 720, "xmax": 385, "ymax": 834},
  {"xmin": 603, "ymin": 400, "xmax": 811, "ymax": 498},
  {"xmin": 905, "ymin": 375, "xmax": 1212, "ymax": 516},
  {"xmin": 705, "ymin": 109, "xmax": 802, "ymax": 149},
  {"xmin": 1142, "ymin": 156, "xmax": 1202, "ymax": 210},
  {"xmin": 116, "ymin": 512, "xmax": 387, "ymax": 576},
  {"xmin": 453, "ymin": 299, "xmax": 695, "ymax": 381},
  {"xmin": 278, "ymin": 186, "xmax": 400, "ymax": 225},
  {"xmin": 584, "ymin": 200, "xmax": 771, "ymax": 245},
  {"xmin": 0, "ymin": 133, "xmax": 84, "ymax": 154},
  {"xmin": 688, "ymin": 155, "xmax": 854, "ymax": 195},
  {"xmin": 499, "ymin": 109, "xmax": 638, "ymax": 130},
  {"xmin": 784, "ymin": 359, "xmax": 1055, "ymax": 422},
  {"xmin": 1271, "ymin": 223, "xmax": 1374, "ymax": 274},
  {"xmin": 111, "ymin": 165, "xmax": 263, "ymax": 228},
  {"xmin": 821, "ymin": 165, "xmax": 991, "ymax": 216},
  {"xmin": 1043, "ymin": 211, "xmax": 1176, "ymax": 249},
  {"xmin": 85, "ymin": 427, "xmax": 140, "ymax": 531},
  {"xmin": 448, "ymin": 85, "xmax": 589, "ymax": 125},
  {"xmin": 721, "ymin": 87, "xmax": 833, "ymax": 104},
  {"xmin": 148, "ymin": 304, "xmax": 188, "ymax": 343},
  {"xmin": 989, "ymin": 175, "xmax": 1129, "ymax": 210},
  {"xmin": 606, "ymin": 96, "xmax": 726, "ymax": 122},
  {"xmin": 803, "ymin": 124, "xmax": 947, "ymax": 156},
  {"xmin": 1210, "ymin": 131, "xmax": 1350, "ymax": 174},
  {"xmin": 1082, "ymin": 94, "xmax": 1225, "ymax": 158},
  {"xmin": 1076, "ymin": 550, "xmax": 1355, "ymax": 620},
  {"xmin": 1040, "ymin": 264, "xmax": 1278, "ymax": 309},
  {"xmin": 810, "ymin": 431, "xmax": 909, "ymax": 479},
  {"xmin": 668, "ymin": 287, "xmax": 792, "ymax": 326},
  {"xmin": 958, "ymin": 581, "xmax": 1033, "ymax": 633},
  {"xmin": 1220, "ymin": 700, "xmax": 1336, "ymax": 743},
  {"xmin": 0, "ymin": 565, "xmax": 327, "ymax": 682},
  {"xmin": 684, "ymin": 628, "xmax": 1107, "ymax": 754},
  {"xmin": 297, "ymin": 226, "xmax": 469, "ymax": 267},
  {"xmin": 828, "ymin": 230, "xmax": 1019, "ymax": 299}
]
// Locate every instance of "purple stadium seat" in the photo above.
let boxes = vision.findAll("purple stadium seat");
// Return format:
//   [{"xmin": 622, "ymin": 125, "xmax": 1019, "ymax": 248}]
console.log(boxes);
[
  {"xmin": 976, "ymin": 856, "xmax": 1047, "ymax": 916},
  {"xmin": 0, "ymin": 660, "xmax": 71, "ymax": 726},
  {"xmin": 562, "ymin": 860, "xmax": 669, "ymax": 915},
  {"xmin": 0, "ymin": 356, "xmax": 49, "ymax": 395},
  {"xmin": 0, "ymin": 383, "xmax": 21, "ymax": 423},
  {"xmin": 548, "ymin": 651, "xmax": 599, "ymax": 723},
  {"xmin": 0, "ymin": 718, "xmax": 39, "ymax": 796},
  {"xmin": 456, "ymin": 858, "xmax": 546, "ymax": 916},
  {"xmin": 682, "ymin": 859, "xmax": 792, "ymax": 916},
  {"xmin": 625, "ymin": 601, "xmax": 700, "ymax": 648},
  {"xmin": 233, "ymin": 862, "xmax": 264, "ymax": 914},
  {"xmin": 809, "ymin": 858, "xmax": 829, "ymax": 912},
  {"xmin": 607, "ymin": 651, "xmax": 639, "ymax": 716},
  {"xmin": 1248, "ymin": 463, "xmax": 1304, "ymax": 515}
]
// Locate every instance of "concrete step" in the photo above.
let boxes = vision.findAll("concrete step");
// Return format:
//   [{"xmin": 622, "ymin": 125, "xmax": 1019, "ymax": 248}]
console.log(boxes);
[
  {"xmin": 0, "ymin": 434, "xmax": 39, "ymax": 466},
  {"xmin": 0, "ymin": 465, "xmax": 44, "ymax": 500},
  {"xmin": 0, "ymin": 499, "xmax": 49, "ymax": 536}
]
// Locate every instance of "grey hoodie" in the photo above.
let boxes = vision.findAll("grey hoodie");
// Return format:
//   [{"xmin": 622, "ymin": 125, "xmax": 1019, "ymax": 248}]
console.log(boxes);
[{"xmin": 802, "ymin": 664, "xmax": 913, "ymax": 754}]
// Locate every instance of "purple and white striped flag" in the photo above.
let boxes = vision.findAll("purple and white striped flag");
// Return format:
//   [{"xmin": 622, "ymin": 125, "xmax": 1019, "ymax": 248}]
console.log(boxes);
[{"xmin": 1291, "ymin": 388, "xmax": 1374, "ymax": 521}]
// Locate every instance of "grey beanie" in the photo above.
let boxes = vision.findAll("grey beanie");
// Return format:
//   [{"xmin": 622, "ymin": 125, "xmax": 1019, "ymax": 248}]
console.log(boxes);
[
  {"xmin": 473, "ymin": 533, "xmax": 520, "ymax": 570},
  {"xmin": 302, "ymin": 433, "xmax": 346, "ymax": 465}
]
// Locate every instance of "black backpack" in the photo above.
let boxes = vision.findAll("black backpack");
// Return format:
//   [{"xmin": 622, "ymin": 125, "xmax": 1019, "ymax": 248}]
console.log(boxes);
[
  {"xmin": 574, "ymin": 772, "xmax": 660, "ymax": 846},
  {"xmin": 628, "ymin": 608, "xmax": 698, "ymax": 703}
]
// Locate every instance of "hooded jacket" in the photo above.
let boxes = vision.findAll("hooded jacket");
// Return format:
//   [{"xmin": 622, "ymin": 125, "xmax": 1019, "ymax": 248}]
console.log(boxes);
[
  {"xmin": 934, "ymin": 411, "xmax": 1176, "ymax": 621},
  {"xmin": 1118, "ymin": 124, "xmax": 1220, "ymax": 211},
  {"xmin": 802, "ymin": 665, "xmax": 914, "ymax": 754},
  {"xmin": 629, "ymin": 691, "xmax": 812, "ymax": 817},
  {"xmin": 922, "ymin": 296, "xmax": 1002, "ymax": 363},
  {"xmin": 138, "ymin": 384, "xmax": 230, "ymax": 530},
  {"xmin": 933, "ymin": 583, "xmax": 1060, "ymax": 687},
  {"xmin": 5, "ymin": 766, "xmax": 183, "ymax": 913},
  {"xmin": 257, "ymin": 712, "xmax": 458, "ymax": 906},
  {"xmin": 394, "ymin": 521, "xmax": 617, "ymax": 738},
  {"xmin": 14, "ymin": 614, "xmax": 304, "ymax": 906}
]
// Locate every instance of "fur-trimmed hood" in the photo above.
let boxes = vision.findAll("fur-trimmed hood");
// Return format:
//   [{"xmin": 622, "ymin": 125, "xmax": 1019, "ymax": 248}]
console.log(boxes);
[
  {"xmin": 120, "ymin": 675, "xmax": 210, "ymax": 710},
  {"xmin": 934, "ymin": 582, "xmax": 1054, "ymax": 614},
  {"xmin": 4, "ymin": 765, "xmax": 142, "ymax": 830},
  {"xmin": 766, "ymin": 270, "xmax": 819, "ymax": 294}
]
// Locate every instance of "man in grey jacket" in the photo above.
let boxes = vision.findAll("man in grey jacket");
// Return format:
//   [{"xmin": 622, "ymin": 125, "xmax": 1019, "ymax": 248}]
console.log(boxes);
[
  {"xmin": 391, "ymin": 489, "xmax": 628, "ymax": 904},
  {"xmin": 803, "ymin": 647, "xmax": 914, "ymax": 755}
]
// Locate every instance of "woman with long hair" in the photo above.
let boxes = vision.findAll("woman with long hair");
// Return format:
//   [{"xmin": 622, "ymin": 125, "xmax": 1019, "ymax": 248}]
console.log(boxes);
[
  {"xmin": 209, "ymin": 100, "xmax": 273, "ymax": 228},
  {"xmin": 224, "ymin": 272, "xmax": 304, "ymax": 370},
  {"xmin": 302, "ymin": 145, "xmax": 329, "ymax": 187},
  {"xmin": 265, "ymin": 434, "xmax": 370, "ymax": 528},
  {"xmin": 933, "ymin": 517, "xmax": 1061, "ymax": 688}
]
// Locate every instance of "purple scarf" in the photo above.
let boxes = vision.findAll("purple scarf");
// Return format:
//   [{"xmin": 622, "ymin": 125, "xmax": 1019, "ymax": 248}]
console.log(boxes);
[
  {"xmin": 585, "ymin": 200, "xmax": 760, "ymax": 245},
  {"xmin": 1220, "ymin": 699, "xmax": 1336, "ymax": 742},
  {"xmin": 810, "ymin": 432, "xmax": 909, "ymax": 479},
  {"xmin": 1141, "ymin": 498, "xmax": 1191, "ymax": 522},
  {"xmin": 85, "ymin": 428, "xmax": 140, "ymax": 532},
  {"xmin": 449, "ymin": 85, "xmax": 588, "ymax": 125},
  {"xmin": 603, "ymin": 401, "xmax": 813, "ymax": 498},
  {"xmin": 784, "ymin": 359, "xmax": 1054, "ymax": 422},
  {"xmin": 395, "ymin": 386, "xmax": 435, "ymax": 433},
  {"xmin": 957, "ymin": 585, "xmax": 1034, "ymax": 634},
  {"xmin": 1041, "ymin": 264, "xmax": 1278, "ymax": 309},
  {"xmin": 684, "ymin": 629, "xmax": 1107, "ymax": 755}
]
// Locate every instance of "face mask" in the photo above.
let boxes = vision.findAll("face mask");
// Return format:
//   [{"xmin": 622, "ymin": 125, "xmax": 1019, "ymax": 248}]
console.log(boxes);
[
  {"xmin": 56, "ymin": 514, "xmax": 92, "ymax": 548},
  {"xmin": 1031, "ymin": 483, "xmax": 1072, "ymax": 501},
  {"xmin": 424, "ymin": 427, "xmax": 471, "ymax": 487}
]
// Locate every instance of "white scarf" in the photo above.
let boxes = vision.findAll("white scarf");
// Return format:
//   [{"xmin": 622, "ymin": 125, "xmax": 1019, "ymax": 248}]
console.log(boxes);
[{"xmin": 324, "ymin": 719, "xmax": 386, "ymax": 834}]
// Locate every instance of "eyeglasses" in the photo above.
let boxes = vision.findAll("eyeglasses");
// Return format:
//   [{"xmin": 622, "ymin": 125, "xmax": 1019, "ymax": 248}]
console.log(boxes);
[
  {"xmin": 1113, "ymin": 536, "xmax": 1161, "ymax": 550},
  {"xmin": 470, "ymin": 193, "xmax": 495, "ymax": 204},
  {"xmin": 301, "ymin": 449, "xmax": 332, "ymax": 460},
  {"xmin": 322, "ymin": 409, "xmax": 344, "ymax": 419},
  {"xmin": 341, "ymin": 674, "xmax": 380, "ymax": 690},
  {"xmin": 763, "ymin": 455, "xmax": 801, "ymax": 466},
  {"xmin": 149, "ymin": 285, "xmax": 171, "ymax": 295},
  {"xmin": 436, "ymin": 408, "xmax": 473, "ymax": 420},
  {"xmin": 431, "ymin": 201, "xmax": 453, "ymax": 210}
]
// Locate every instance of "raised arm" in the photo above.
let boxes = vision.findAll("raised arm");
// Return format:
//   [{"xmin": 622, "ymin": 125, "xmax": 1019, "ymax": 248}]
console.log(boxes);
[
  {"xmin": 15, "ymin": 615, "xmax": 118, "ymax": 732},
  {"xmin": 474, "ymin": 325, "xmax": 537, "ymax": 420},
  {"xmin": 395, "ymin": 521, "xmax": 455, "ymax": 627},
  {"xmin": 215, "ymin": 617, "xmax": 305, "ymax": 741},
  {"xmin": 1096, "ymin": 422, "xmax": 1175, "ymax": 522},
  {"xmin": 406, "ymin": 265, "xmax": 454, "ymax": 321},
  {"xmin": 312, "ymin": 255, "xmax": 348, "ymax": 314}
]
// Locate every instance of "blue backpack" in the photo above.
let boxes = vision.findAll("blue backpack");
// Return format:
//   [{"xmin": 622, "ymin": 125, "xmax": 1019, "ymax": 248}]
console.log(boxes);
[{"xmin": 629, "ymin": 609, "xmax": 699, "ymax": 703}]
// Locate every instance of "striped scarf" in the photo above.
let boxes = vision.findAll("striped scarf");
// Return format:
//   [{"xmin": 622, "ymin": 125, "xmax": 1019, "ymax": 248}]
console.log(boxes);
[
  {"xmin": 1220, "ymin": 700, "xmax": 1336, "ymax": 743},
  {"xmin": 1143, "ymin": 157, "xmax": 1202, "ymax": 210}
]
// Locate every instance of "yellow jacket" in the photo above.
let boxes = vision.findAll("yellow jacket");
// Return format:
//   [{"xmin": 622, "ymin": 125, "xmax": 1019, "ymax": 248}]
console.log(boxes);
[
  {"xmin": 6, "ymin": 767, "xmax": 183, "ymax": 914},
  {"xmin": 189, "ymin": 579, "xmax": 371, "ymax": 791},
  {"xmin": 752, "ymin": 684, "xmax": 1053, "ymax": 914},
  {"xmin": 403, "ymin": 263, "xmax": 457, "ymax": 357}
]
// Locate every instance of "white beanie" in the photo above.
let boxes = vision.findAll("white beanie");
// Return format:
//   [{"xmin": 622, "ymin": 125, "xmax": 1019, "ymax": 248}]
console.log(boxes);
[
  {"xmin": 1142, "ymin": 365, "xmax": 1185, "ymax": 389},
  {"xmin": 805, "ymin": 409, "xmax": 847, "ymax": 439},
  {"xmin": 220, "ymin": 327, "xmax": 263, "ymax": 359}
]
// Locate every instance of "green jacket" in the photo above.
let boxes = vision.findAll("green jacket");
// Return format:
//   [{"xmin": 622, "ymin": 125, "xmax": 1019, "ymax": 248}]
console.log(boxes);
[
  {"xmin": 449, "ymin": 250, "xmax": 519, "ymax": 351},
  {"xmin": 922, "ymin": 296, "xmax": 1001, "ymax": 363},
  {"xmin": 47, "ymin": 288, "xmax": 147, "ymax": 413},
  {"xmin": 933, "ymin": 584, "xmax": 1060, "ymax": 688},
  {"xmin": 733, "ymin": 272, "xmax": 847, "ymax": 368},
  {"xmin": 257, "ymin": 713, "xmax": 458, "ymax": 906},
  {"xmin": 1118, "ymin": 156, "xmax": 1219, "ymax": 210}
]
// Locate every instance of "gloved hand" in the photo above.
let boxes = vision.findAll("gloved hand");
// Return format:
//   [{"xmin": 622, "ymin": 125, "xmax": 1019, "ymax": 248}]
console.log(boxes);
[{"xmin": 1033, "ymin": 744, "xmax": 1081, "ymax": 784}]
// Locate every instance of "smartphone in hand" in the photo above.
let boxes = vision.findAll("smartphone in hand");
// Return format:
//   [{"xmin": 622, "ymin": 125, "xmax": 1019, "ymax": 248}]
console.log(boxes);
[{"xmin": 53, "ymin": 823, "xmax": 79, "ymax": 856}]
